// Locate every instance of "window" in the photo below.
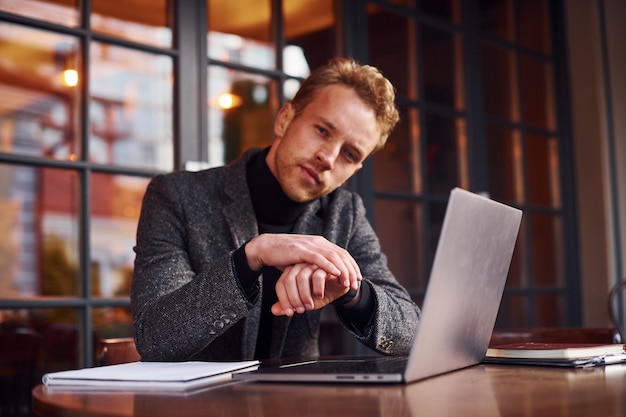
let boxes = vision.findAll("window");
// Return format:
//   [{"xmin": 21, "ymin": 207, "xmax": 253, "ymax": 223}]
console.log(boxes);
[
  {"xmin": 0, "ymin": 3, "xmax": 173, "ymax": 409},
  {"xmin": 205, "ymin": 0, "xmax": 336, "ymax": 167},
  {"xmin": 366, "ymin": 0, "xmax": 576, "ymax": 328},
  {"xmin": 0, "ymin": 1, "xmax": 578, "ymax": 413}
]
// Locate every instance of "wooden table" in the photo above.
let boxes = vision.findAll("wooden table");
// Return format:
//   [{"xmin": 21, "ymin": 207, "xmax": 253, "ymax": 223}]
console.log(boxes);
[{"xmin": 33, "ymin": 363, "xmax": 626, "ymax": 417}]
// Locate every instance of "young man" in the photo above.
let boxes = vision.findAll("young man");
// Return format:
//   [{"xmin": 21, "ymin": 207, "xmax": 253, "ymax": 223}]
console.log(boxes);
[{"xmin": 131, "ymin": 57, "xmax": 420, "ymax": 361}]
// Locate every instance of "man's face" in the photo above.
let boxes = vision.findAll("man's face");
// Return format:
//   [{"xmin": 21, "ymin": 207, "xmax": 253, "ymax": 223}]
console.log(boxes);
[{"xmin": 266, "ymin": 84, "xmax": 380, "ymax": 203}]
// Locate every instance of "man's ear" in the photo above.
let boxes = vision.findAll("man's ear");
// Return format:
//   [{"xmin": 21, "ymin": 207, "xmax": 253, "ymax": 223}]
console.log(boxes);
[{"xmin": 274, "ymin": 103, "xmax": 294, "ymax": 137}]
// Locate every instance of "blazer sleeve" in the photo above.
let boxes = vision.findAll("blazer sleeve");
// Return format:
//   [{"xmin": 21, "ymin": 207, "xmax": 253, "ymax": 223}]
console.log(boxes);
[
  {"xmin": 335, "ymin": 193, "xmax": 421, "ymax": 356},
  {"xmin": 131, "ymin": 173, "xmax": 255, "ymax": 361}
]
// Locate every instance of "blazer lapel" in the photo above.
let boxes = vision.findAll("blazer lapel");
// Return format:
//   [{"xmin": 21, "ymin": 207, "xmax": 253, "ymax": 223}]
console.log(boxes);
[
  {"xmin": 221, "ymin": 150, "xmax": 259, "ymax": 247},
  {"xmin": 219, "ymin": 150, "xmax": 260, "ymax": 359}
]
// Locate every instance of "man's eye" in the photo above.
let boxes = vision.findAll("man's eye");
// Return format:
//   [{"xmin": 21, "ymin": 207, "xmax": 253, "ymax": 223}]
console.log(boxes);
[
  {"xmin": 316, "ymin": 126, "xmax": 329, "ymax": 136},
  {"xmin": 344, "ymin": 149, "xmax": 358, "ymax": 162}
]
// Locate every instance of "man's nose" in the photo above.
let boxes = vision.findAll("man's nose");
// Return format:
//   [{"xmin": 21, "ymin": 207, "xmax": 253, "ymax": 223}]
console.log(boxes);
[{"xmin": 315, "ymin": 143, "xmax": 340, "ymax": 170}]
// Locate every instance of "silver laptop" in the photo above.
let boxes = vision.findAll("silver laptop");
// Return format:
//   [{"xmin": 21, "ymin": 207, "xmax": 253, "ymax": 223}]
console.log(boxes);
[{"xmin": 235, "ymin": 188, "xmax": 522, "ymax": 384}]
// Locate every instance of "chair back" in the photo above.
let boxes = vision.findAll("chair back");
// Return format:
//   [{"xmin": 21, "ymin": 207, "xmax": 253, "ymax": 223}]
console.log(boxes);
[
  {"xmin": 96, "ymin": 337, "xmax": 141, "ymax": 366},
  {"xmin": 609, "ymin": 280, "xmax": 626, "ymax": 343}
]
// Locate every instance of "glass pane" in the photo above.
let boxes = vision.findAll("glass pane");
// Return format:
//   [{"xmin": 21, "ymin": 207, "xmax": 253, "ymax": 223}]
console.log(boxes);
[
  {"xmin": 373, "ymin": 107, "xmax": 422, "ymax": 193},
  {"xmin": 517, "ymin": 0, "xmax": 552, "ymax": 55},
  {"xmin": 385, "ymin": 0, "xmax": 416, "ymax": 7},
  {"xmin": 534, "ymin": 294, "xmax": 565, "ymax": 327},
  {"xmin": 477, "ymin": 0, "xmax": 514, "ymax": 42},
  {"xmin": 0, "ymin": 23, "xmax": 81, "ymax": 161},
  {"xmin": 526, "ymin": 133, "xmax": 560, "ymax": 208},
  {"xmin": 520, "ymin": 55, "xmax": 555, "ymax": 130},
  {"xmin": 496, "ymin": 294, "xmax": 528, "ymax": 328},
  {"xmin": 423, "ymin": 25, "xmax": 464, "ymax": 109},
  {"xmin": 90, "ymin": 42, "xmax": 173, "ymax": 171},
  {"xmin": 425, "ymin": 113, "xmax": 460, "ymax": 195},
  {"xmin": 505, "ymin": 217, "xmax": 527, "ymax": 288},
  {"xmin": 93, "ymin": 307, "xmax": 133, "ymax": 339},
  {"xmin": 0, "ymin": 0, "xmax": 80, "ymax": 27},
  {"xmin": 374, "ymin": 199, "xmax": 425, "ymax": 293},
  {"xmin": 420, "ymin": 0, "xmax": 462, "ymax": 24},
  {"xmin": 283, "ymin": 0, "xmax": 333, "ymax": 77},
  {"xmin": 482, "ymin": 43, "xmax": 517, "ymax": 122},
  {"xmin": 0, "ymin": 164, "xmax": 80, "ymax": 298},
  {"xmin": 529, "ymin": 212, "xmax": 564, "ymax": 288},
  {"xmin": 368, "ymin": 6, "xmax": 414, "ymax": 99},
  {"xmin": 486, "ymin": 124, "xmax": 524, "ymax": 205},
  {"xmin": 427, "ymin": 199, "xmax": 447, "ymax": 266},
  {"xmin": 207, "ymin": 66, "xmax": 277, "ymax": 166},
  {"xmin": 283, "ymin": 77, "xmax": 302, "ymax": 102},
  {"xmin": 0, "ymin": 308, "xmax": 81, "ymax": 373},
  {"xmin": 90, "ymin": 173, "xmax": 149, "ymax": 298},
  {"xmin": 91, "ymin": 0, "xmax": 173, "ymax": 48},
  {"xmin": 208, "ymin": 0, "xmax": 275, "ymax": 70}
]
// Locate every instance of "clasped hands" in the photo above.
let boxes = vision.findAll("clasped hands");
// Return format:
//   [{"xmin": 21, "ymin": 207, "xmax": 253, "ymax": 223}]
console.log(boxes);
[{"xmin": 245, "ymin": 234, "xmax": 362, "ymax": 317}]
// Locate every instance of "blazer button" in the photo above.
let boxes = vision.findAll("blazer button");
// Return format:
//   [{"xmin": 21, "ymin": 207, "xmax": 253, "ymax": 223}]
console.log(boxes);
[
  {"xmin": 214, "ymin": 320, "xmax": 225, "ymax": 329},
  {"xmin": 379, "ymin": 336, "xmax": 394, "ymax": 352}
]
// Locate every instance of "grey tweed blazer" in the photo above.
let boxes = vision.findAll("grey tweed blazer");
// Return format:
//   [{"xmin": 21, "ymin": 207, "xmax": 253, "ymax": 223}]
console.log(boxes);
[{"xmin": 131, "ymin": 148, "xmax": 420, "ymax": 361}]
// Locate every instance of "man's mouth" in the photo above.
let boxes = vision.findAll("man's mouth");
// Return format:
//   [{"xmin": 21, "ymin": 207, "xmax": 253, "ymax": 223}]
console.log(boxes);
[{"xmin": 301, "ymin": 165, "xmax": 320, "ymax": 185}]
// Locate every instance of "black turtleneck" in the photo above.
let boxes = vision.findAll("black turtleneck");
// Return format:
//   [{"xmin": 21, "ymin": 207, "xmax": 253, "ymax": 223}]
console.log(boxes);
[
  {"xmin": 232, "ymin": 148, "xmax": 374, "ymax": 358},
  {"xmin": 237, "ymin": 148, "xmax": 311, "ymax": 359},
  {"xmin": 246, "ymin": 147, "xmax": 310, "ymax": 228}
]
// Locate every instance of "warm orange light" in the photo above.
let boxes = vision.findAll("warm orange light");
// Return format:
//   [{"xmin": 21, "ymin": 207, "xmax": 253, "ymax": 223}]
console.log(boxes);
[
  {"xmin": 62, "ymin": 69, "xmax": 79, "ymax": 87},
  {"xmin": 217, "ymin": 93, "xmax": 243, "ymax": 109}
]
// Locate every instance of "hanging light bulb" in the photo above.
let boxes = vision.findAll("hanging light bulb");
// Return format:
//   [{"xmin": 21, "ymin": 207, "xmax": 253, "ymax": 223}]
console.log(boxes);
[
  {"xmin": 216, "ymin": 92, "xmax": 243, "ymax": 109},
  {"xmin": 62, "ymin": 68, "xmax": 79, "ymax": 87}
]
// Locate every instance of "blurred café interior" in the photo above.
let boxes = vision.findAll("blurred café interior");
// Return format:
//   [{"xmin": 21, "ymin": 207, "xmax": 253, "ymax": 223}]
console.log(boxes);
[{"xmin": 1, "ymin": 0, "xmax": 625, "ymax": 415}]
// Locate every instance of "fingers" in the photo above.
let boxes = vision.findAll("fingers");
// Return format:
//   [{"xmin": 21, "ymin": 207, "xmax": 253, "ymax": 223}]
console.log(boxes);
[
  {"xmin": 272, "ymin": 263, "xmax": 354, "ymax": 317},
  {"xmin": 243, "ymin": 234, "xmax": 362, "ymax": 317},
  {"xmin": 245, "ymin": 234, "xmax": 362, "ymax": 288},
  {"xmin": 274, "ymin": 264, "xmax": 319, "ymax": 316}
]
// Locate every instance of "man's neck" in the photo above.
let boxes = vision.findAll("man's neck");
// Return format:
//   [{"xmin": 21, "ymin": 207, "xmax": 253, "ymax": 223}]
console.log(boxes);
[{"xmin": 246, "ymin": 148, "xmax": 310, "ymax": 226}]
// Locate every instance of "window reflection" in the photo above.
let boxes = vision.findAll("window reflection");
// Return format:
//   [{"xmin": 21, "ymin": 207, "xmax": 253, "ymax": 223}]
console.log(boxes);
[
  {"xmin": 90, "ymin": 174, "xmax": 148, "ymax": 298},
  {"xmin": 0, "ymin": 23, "xmax": 81, "ymax": 161},
  {"xmin": 373, "ymin": 107, "xmax": 421, "ymax": 193},
  {"xmin": 516, "ymin": 0, "xmax": 552, "ymax": 55},
  {"xmin": 420, "ymin": 0, "xmax": 461, "ymax": 24},
  {"xmin": 375, "ymin": 199, "xmax": 424, "ymax": 293},
  {"xmin": 482, "ymin": 43, "xmax": 518, "ymax": 122},
  {"xmin": 208, "ymin": 67, "xmax": 278, "ymax": 166},
  {"xmin": 486, "ymin": 125, "xmax": 524, "ymax": 205},
  {"xmin": 0, "ymin": 164, "xmax": 80, "ymax": 298},
  {"xmin": 283, "ymin": 0, "xmax": 335, "ymax": 73},
  {"xmin": 520, "ymin": 55, "xmax": 555, "ymax": 130},
  {"xmin": 422, "ymin": 25, "xmax": 465, "ymax": 109},
  {"xmin": 478, "ymin": 0, "xmax": 515, "ymax": 42},
  {"xmin": 425, "ymin": 113, "xmax": 461, "ymax": 195},
  {"xmin": 94, "ymin": 307, "xmax": 133, "ymax": 339},
  {"xmin": 91, "ymin": 0, "xmax": 173, "ymax": 48},
  {"xmin": 530, "ymin": 213, "xmax": 564, "ymax": 290},
  {"xmin": 368, "ymin": 7, "xmax": 413, "ymax": 99},
  {"xmin": 526, "ymin": 133, "xmax": 560, "ymax": 208},
  {"xmin": 0, "ymin": 308, "xmax": 81, "ymax": 373},
  {"xmin": 208, "ymin": 0, "xmax": 273, "ymax": 69},
  {"xmin": 89, "ymin": 42, "xmax": 173, "ymax": 171},
  {"xmin": 206, "ymin": 0, "xmax": 342, "ymax": 165},
  {"xmin": 0, "ymin": 0, "xmax": 80, "ymax": 27}
]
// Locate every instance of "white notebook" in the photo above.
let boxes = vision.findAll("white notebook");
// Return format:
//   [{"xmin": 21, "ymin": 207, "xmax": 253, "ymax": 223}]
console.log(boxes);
[{"xmin": 42, "ymin": 360, "xmax": 259, "ymax": 392}]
